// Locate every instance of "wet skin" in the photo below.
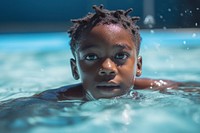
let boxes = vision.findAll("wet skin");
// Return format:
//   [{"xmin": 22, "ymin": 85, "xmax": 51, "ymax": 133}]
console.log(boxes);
[
  {"xmin": 70, "ymin": 24, "xmax": 142, "ymax": 99},
  {"xmin": 34, "ymin": 24, "xmax": 179, "ymax": 101}
]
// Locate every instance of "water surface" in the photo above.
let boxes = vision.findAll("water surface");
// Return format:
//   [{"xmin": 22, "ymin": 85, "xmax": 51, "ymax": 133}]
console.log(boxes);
[{"xmin": 0, "ymin": 29, "xmax": 200, "ymax": 133}]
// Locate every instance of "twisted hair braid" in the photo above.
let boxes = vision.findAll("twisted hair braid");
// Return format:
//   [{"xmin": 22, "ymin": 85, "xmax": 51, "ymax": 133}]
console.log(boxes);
[{"xmin": 68, "ymin": 5, "xmax": 141, "ymax": 57}]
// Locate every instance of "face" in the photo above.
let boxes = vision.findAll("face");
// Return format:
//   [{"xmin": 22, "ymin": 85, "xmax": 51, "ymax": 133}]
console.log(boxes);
[{"xmin": 70, "ymin": 24, "xmax": 142, "ymax": 99}]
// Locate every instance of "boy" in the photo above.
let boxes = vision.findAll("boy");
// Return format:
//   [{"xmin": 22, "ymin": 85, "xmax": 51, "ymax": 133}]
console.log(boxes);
[{"xmin": 34, "ymin": 5, "xmax": 178, "ymax": 101}]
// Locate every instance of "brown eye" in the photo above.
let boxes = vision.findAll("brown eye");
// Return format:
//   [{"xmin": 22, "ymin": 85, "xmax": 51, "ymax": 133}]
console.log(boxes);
[
  {"xmin": 115, "ymin": 53, "xmax": 129, "ymax": 60},
  {"xmin": 85, "ymin": 54, "xmax": 99, "ymax": 61}
]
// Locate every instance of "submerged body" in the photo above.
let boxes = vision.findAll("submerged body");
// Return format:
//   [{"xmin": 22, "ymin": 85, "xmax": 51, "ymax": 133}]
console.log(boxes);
[{"xmin": 34, "ymin": 78, "xmax": 180, "ymax": 101}]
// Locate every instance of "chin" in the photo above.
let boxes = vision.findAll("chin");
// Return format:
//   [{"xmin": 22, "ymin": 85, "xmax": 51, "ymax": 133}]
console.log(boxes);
[{"xmin": 95, "ymin": 89, "xmax": 125, "ymax": 99}]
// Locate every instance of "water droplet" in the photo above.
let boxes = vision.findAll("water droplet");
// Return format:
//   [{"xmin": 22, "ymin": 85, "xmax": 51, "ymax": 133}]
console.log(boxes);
[
  {"xmin": 183, "ymin": 41, "xmax": 186, "ymax": 45},
  {"xmin": 163, "ymin": 26, "xmax": 167, "ymax": 30},
  {"xmin": 144, "ymin": 15, "xmax": 155, "ymax": 28},
  {"xmin": 150, "ymin": 30, "xmax": 155, "ymax": 34},
  {"xmin": 195, "ymin": 23, "xmax": 198, "ymax": 27},
  {"xmin": 185, "ymin": 10, "xmax": 189, "ymax": 13},
  {"xmin": 168, "ymin": 8, "xmax": 171, "ymax": 12},
  {"xmin": 192, "ymin": 33, "xmax": 196, "ymax": 38}
]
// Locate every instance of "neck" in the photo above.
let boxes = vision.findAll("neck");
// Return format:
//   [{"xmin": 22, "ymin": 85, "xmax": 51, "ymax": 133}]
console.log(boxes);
[
  {"xmin": 84, "ymin": 87, "xmax": 136, "ymax": 101},
  {"xmin": 85, "ymin": 90, "xmax": 97, "ymax": 101}
]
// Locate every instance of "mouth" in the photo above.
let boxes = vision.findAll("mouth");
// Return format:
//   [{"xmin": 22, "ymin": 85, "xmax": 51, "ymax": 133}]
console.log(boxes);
[{"xmin": 96, "ymin": 83, "xmax": 120, "ymax": 90}]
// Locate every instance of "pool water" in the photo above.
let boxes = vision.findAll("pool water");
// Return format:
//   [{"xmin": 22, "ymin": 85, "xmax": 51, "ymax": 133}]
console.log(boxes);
[{"xmin": 0, "ymin": 29, "xmax": 200, "ymax": 133}]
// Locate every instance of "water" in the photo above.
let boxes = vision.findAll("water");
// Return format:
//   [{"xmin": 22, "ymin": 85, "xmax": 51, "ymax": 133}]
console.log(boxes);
[{"xmin": 0, "ymin": 29, "xmax": 200, "ymax": 133}]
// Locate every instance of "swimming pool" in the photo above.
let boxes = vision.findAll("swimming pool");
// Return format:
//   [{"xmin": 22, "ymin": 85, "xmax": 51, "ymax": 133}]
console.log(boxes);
[{"xmin": 0, "ymin": 29, "xmax": 200, "ymax": 133}]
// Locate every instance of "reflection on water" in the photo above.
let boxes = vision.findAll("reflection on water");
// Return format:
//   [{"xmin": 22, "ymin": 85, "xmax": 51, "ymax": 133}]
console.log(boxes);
[{"xmin": 0, "ymin": 89, "xmax": 200, "ymax": 133}]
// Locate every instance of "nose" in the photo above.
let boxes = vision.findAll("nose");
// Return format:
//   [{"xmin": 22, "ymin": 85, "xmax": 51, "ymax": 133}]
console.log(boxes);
[{"xmin": 98, "ymin": 58, "xmax": 117, "ymax": 76}]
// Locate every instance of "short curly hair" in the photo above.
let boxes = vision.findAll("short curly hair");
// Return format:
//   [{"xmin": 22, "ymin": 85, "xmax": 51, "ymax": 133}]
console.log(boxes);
[{"xmin": 68, "ymin": 5, "xmax": 141, "ymax": 57}]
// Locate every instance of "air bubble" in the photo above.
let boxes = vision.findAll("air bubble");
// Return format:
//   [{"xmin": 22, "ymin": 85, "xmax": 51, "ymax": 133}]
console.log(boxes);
[
  {"xmin": 180, "ymin": 13, "xmax": 184, "ymax": 16},
  {"xmin": 160, "ymin": 15, "xmax": 163, "ymax": 19},
  {"xmin": 196, "ymin": 8, "xmax": 199, "ymax": 10},
  {"xmin": 183, "ymin": 41, "xmax": 186, "ymax": 45},
  {"xmin": 195, "ymin": 23, "xmax": 198, "ymax": 27},
  {"xmin": 168, "ymin": 8, "xmax": 171, "ymax": 12}
]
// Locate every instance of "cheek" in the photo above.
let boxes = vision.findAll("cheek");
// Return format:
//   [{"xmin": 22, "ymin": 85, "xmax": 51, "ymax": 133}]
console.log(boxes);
[
  {"xmin": 121, "ymin": 58, "xmax": 137, "ymax": 81},
  {"xmin": 77, "ymin": 60, "xmax": 98, "ymax": 79}
]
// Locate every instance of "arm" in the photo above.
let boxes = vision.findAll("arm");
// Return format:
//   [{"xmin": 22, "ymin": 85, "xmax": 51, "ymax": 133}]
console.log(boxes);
[
  {"xmin": 33, "ymin": 83, "xmax": 84, "ymax": 101},
  {"xmin": 134, "ymin": 78, "xmax": 180, "ymax": 90}
]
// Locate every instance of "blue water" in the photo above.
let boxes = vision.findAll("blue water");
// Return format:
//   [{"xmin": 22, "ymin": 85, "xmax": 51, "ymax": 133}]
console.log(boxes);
[{"xmin": 0, "ymin": 29, "xmax": 200, "ymax": 133}]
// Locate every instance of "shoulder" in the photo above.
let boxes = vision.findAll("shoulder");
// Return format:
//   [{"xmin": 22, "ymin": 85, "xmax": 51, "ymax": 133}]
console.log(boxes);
[
  {"xmin": 33, "ymin": 83, "xmax": 85, "ymax": 101},
  {"xmin": 134, "ymin": 78, "xmax": 181, "ymax": 90}
]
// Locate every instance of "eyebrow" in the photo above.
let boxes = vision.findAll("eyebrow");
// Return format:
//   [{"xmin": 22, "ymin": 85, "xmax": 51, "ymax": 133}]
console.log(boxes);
[
  {"xmin": 78, "ymin": 43, "xmax": 133, "ymax": 51},
  {"xmin": 114, "ymin": 43, "xmax": 133, "ymax": 50},
  {"xmin": 78, "ymin": 44, "xmax": 100, "ymax": 51}
]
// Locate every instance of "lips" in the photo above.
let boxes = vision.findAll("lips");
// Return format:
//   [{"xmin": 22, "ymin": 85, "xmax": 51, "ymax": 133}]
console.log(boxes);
[{"xmin": 96, "ymin": 82, "xmax": 120, "ymax": 89}]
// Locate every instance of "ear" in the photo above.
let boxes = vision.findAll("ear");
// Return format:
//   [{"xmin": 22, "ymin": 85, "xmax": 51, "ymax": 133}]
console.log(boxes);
[
  {"xmin": 70, "ymin": 58, "xmax": 80, "ymax": 80},
  {"xmin": 136, "ymin": 56, "xmax": 142, "ymax": 77}
]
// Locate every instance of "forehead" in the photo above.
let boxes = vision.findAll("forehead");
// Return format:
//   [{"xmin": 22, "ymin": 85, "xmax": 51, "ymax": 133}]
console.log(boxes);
[{"xmin": 79, "ymin": 24, "xmax": 135, "ymax": 49}]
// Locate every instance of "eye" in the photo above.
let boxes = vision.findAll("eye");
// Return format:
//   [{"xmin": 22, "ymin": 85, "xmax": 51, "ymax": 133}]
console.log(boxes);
[
  {"xmin": 115, "ymin": 52, "xmax": 129, "ymax": 60},
  {"xmin": 85, "ymin": 54, "xmax": 99, "ymax": 61}
]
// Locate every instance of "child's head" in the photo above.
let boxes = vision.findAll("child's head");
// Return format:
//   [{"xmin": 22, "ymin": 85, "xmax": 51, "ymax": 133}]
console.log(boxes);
[
  {"xmin": 68, "ymin": 5, "xmax": 141, "ymax": 57},
  {"xmin": 68, "ymin": 5, "xmax": 142, "ymax": 99}
]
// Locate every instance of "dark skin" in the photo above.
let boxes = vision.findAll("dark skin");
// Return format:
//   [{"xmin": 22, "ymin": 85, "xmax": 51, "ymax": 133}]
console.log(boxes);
[
  {"xmin": 73, "ymin": 24, "xmax": 141, "ymax": 99},
  {"xmin": 34, "ymin": 24, "xmax": 179, "ymax": 101}
]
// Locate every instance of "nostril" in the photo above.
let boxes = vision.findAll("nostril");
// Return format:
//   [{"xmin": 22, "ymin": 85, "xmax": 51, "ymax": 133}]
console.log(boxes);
[
  {"xmin": 99, "ymin": 70, "xmax": 106, "ymax": 76},
  {"xmin": 101, "ymin": 71, "xmax": 106, "ymax": 75},
  {"xmin": 99, "ymin": 68, "xmax": 117, "ymax": 76},
  {"xmin": 110, "ymin": 71, "xmax": 116, "ymax": 75}
]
